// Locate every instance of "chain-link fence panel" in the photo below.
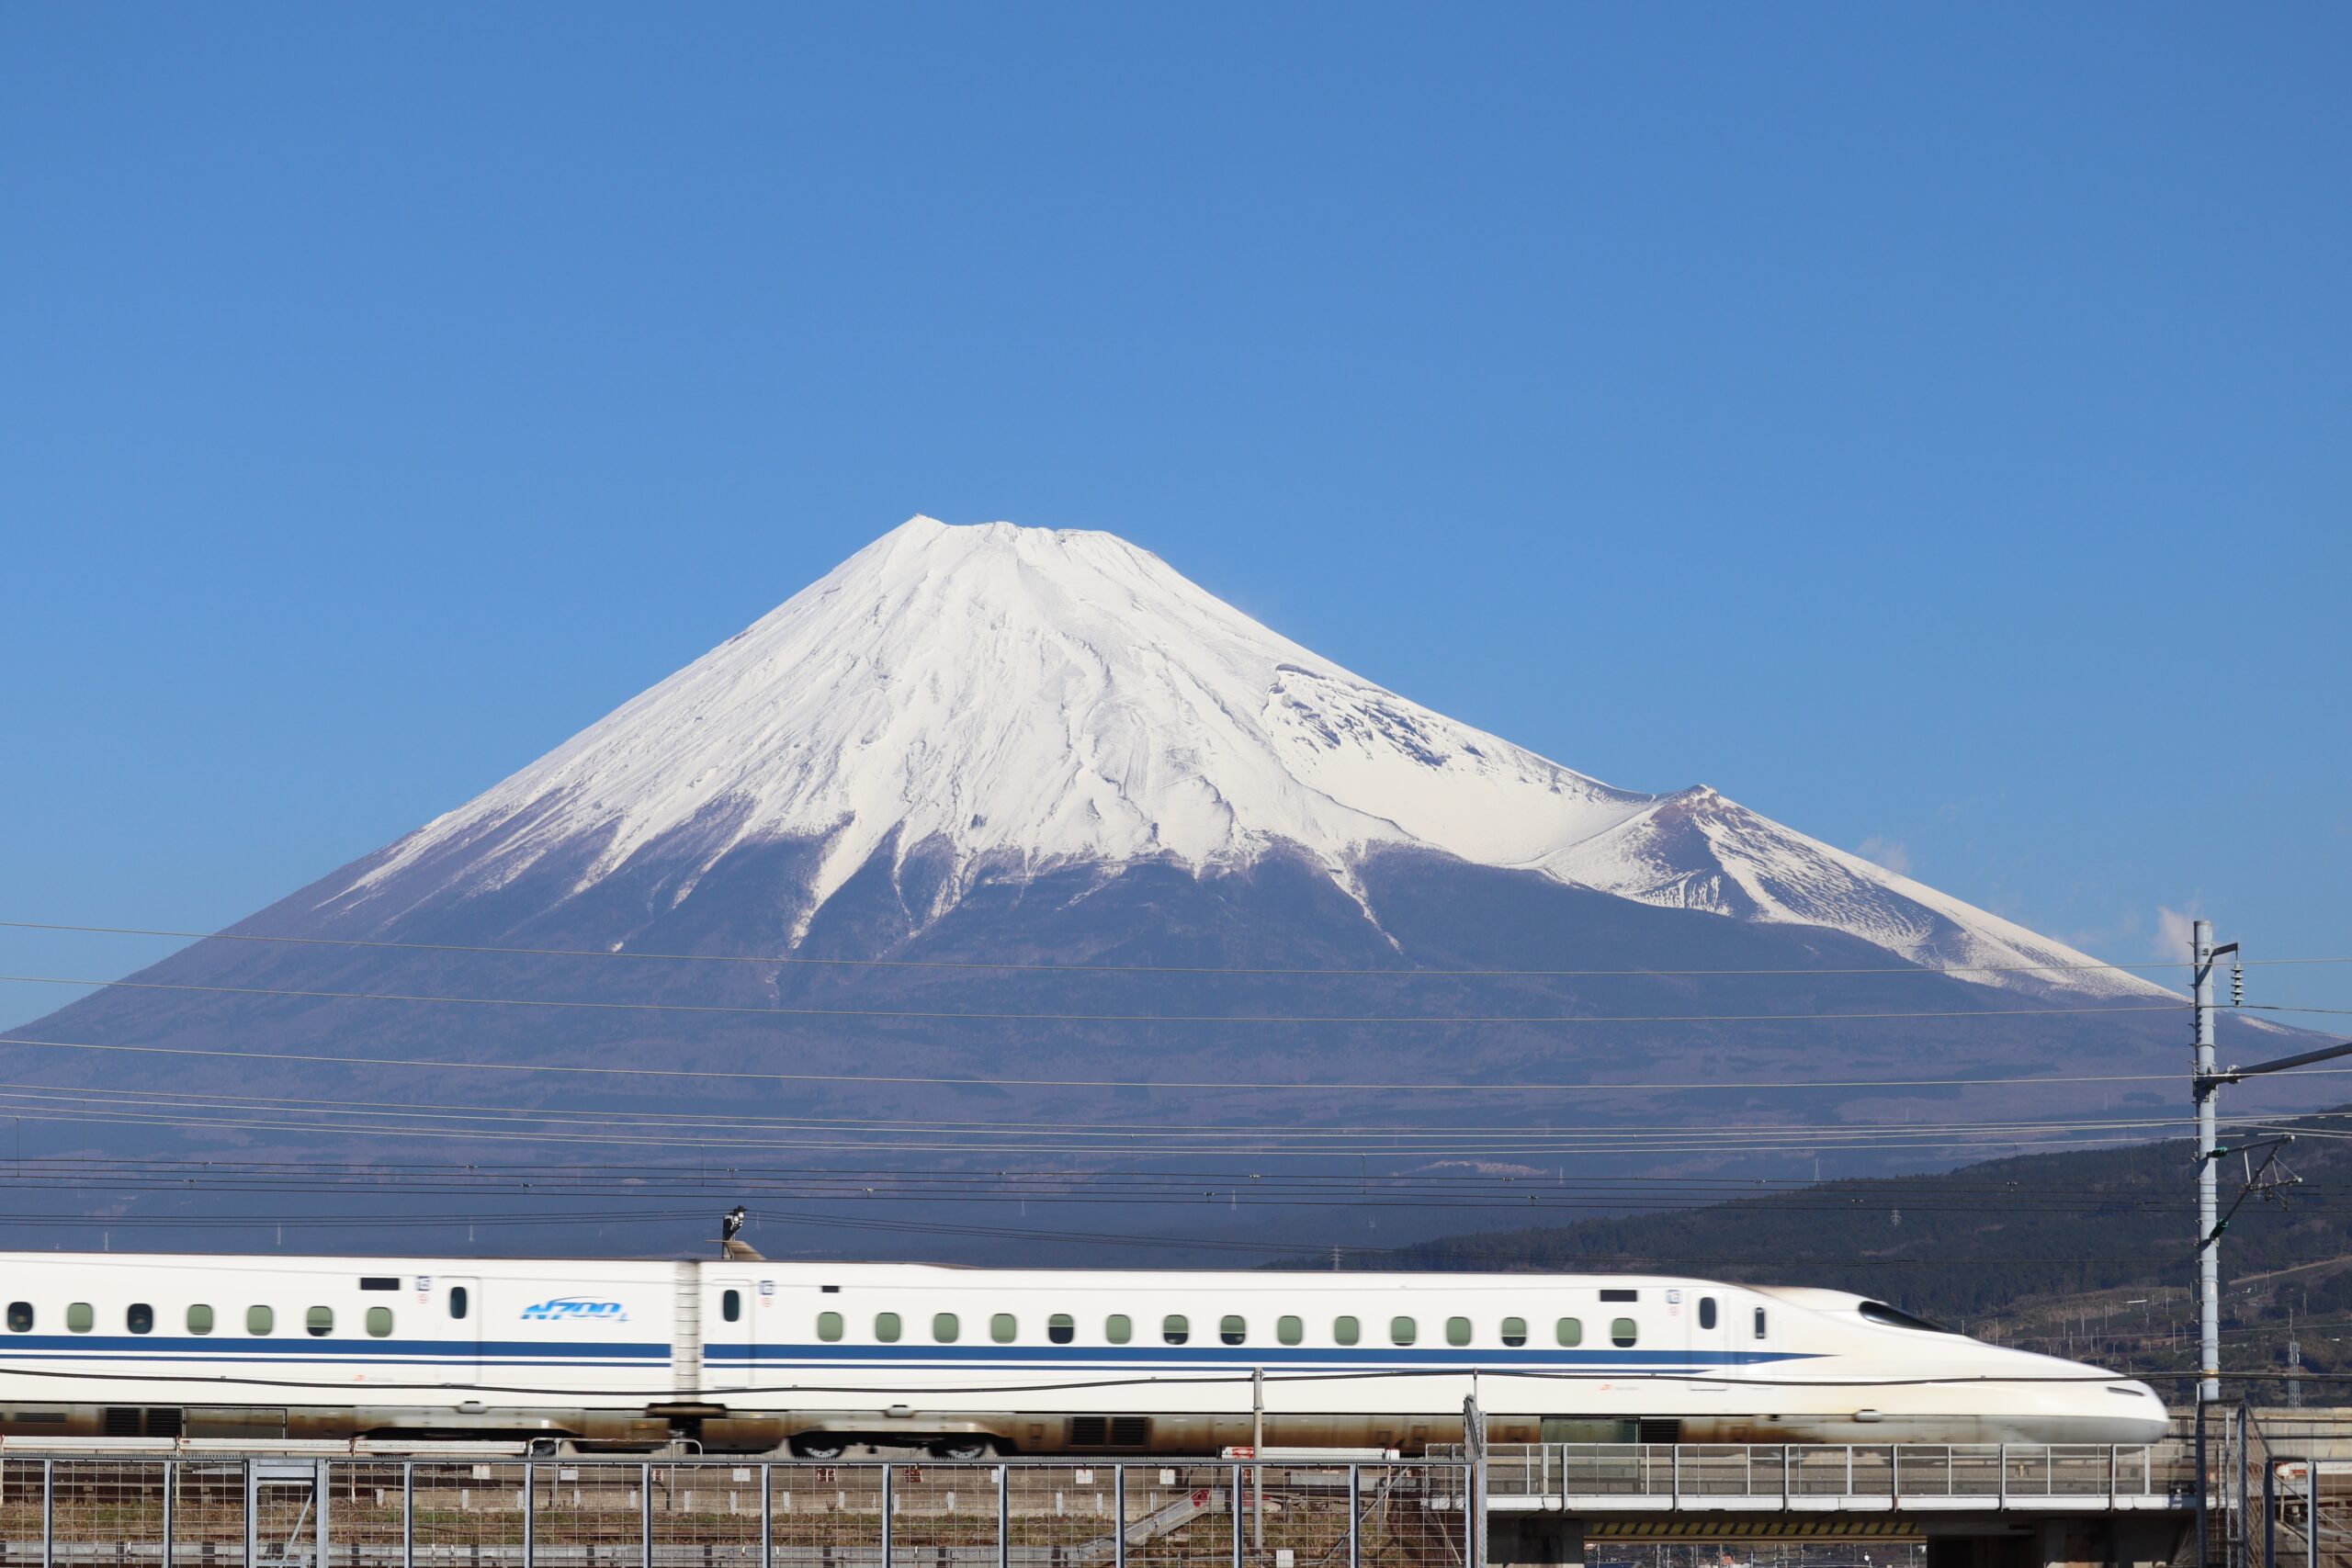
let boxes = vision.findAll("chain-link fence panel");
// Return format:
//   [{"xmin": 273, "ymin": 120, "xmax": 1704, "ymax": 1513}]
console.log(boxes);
[
  {"xmin": 527, "ymin": 1460, "xmax": 654, "ymax": 1568},
  {"xmin": 405, "ymin": 1461, "xmax": 527, "ymax": 1562},
  {"xmin": 170, "ymin": 1461, "xmax": 250, "ymax": 1564},
  {"xmin": 646, "ymin": 1462, "xmax": 763, "ymax": 1567},
  {"xmin": 769, "ymin": 1463, "xmax": 886, "ymax": 1568},
  {"xmin": 881, "ymin": 1462, "xmax": 994, "ymax": 1568},
  {"xmin": 1119, "ymin": 1461, "xmax": 1236, "ymax": 1568},
  {"xmin": 320, "ymin": 1460, "xmax": 409, "ymax": 1568},
  {"xmin": 1003, "ymin": 1462, "xmax": 1120, "ymax": 1567},
  {"xmin": 46, "ymin": 1461, "xmax": 165, "ymax": 1565}
]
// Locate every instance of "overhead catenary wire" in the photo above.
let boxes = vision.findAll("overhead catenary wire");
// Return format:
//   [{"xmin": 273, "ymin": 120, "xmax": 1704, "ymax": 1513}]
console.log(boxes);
[
  {"xmin": 0, "ymin": 970, "xmax": 2190, "ymax": 1025},
  {"xmin": 0, "ymin": 1029, "xmax": 2301, "ymax": 1097},
  {"xmin": 0, "ymin": 1076, "xmax": 2304, "ymax": 1143},
  {"xmin": 0, "ymin": 1096, "xmax": 2312, "ymax": 1159},
  {"xmin": 22, "ymin": 917, "xmax": 2348, "ymax": 978}
]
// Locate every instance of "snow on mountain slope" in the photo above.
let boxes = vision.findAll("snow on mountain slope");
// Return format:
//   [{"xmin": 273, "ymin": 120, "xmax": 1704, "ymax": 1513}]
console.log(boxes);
[{"xmin": 320, "ymin": 517, "xmax": 2162, "ymax": 999}]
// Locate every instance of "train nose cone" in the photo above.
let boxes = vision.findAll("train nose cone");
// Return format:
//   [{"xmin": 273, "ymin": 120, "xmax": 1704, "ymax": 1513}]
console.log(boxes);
[{"xmin": 2109, "ymin": 1380, "xmax": 2170, "ymax": 1443}]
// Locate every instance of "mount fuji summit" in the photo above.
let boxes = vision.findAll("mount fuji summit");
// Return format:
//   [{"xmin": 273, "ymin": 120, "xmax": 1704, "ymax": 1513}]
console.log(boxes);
[
  {"xmin": 17, "ymin": 516, "xmax": 2217, "ymax": 1255},
  {"xmin": 306, "ymin": 517, "xmax": 2151, "ymax": 997}
]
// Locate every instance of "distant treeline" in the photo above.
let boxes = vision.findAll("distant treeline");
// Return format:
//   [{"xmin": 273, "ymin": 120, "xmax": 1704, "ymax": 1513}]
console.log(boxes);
[{"xmin": 1296, "ymin": 1107, "xmax": 2352, "ymax": 1388}]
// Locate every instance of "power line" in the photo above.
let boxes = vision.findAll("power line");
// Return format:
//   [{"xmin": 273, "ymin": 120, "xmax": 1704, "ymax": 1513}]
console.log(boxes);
[
  {"xmin": 17, "ymin": 917, "xmax": 2331, "ymax": 979},
  {"xmin": 0, "ymin": 969, "xmax": 2188, "ymax": 1026},
  {"xmin": 0, "ymin": 1030, "xmax": 2273, "ymax": 1096},
  {"xmin": 0, "ymin": 1097, "xmax": 2282, "ymax": 1158},
  {"xmin": 0, "ymin": 1074, "xmax": 2268, "ymax": 1138}
]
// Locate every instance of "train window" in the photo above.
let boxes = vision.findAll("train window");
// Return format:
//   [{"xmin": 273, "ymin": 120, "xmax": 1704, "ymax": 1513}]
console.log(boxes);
[
  {"xmin": 1049, "ymin": 1314, "xmax": 1075, "ymax": 1344},
  {"xmin": 367, "ymin": 1307, "xmax": 394, "ymax": 1338},
  {"xmin": 875, "ymin": 1312, "xmax": 902, "ymax": 1343},
  {"xmin": 933, "ymin": 1313, "xmax": 960, "ymax": 1343},
  {"xmin": 818, "ymin": 1312, "xmax": 844, "ymax": 1343},
  {"xmin": 360, "ymin": 1277, "xmax": 399, "ymax": 1292},
  {"xmin": 449, "ymin": 1288, "xmax": 469, "ymax": 1321},
  {"xmin": 722, "ymin": 1291, "xmax": 742, "ymax": 1324},
  {"xmin": 1754, "ymin": 1307, "xmax": 1768, "ymax": 1340},
  {"xmin": 1220, "ymin": 1315, "xmax": 1247, "ymax": 1346},
  {"xmin": 6, "ymin": 1303, "xmax": 28, "ymax": 1332},
  {"xmin": 66, "ymin": 1303, "xmax": 93, "ymax": 1334},
  {"xmin": 1500, "ymin": 1316, "xmax": 1527, "ymax": 1348},
  {"xmin": 1105, "ymin": 1314, "xmax": 1132, "ymax": 1344},
  {"xmin": 307, "ymin": 1307, "xmax": 334, "ymax": 1337},
  {"xmin": 1334, "ymin": 1315, "xmax": 1360, "ymax": 1346},
  {"xmin": 127, "ymin": 1303, "xmax": 153, "ymax": 1335},
  {"xmin": 1278, "ymin": 1315, "xmax": 1303, "ymax": 1346},
  {"xmin": 1600, "ymin": 1290, "xmax": 1637, "ymax": 1303},
  {"xmin": 1390, "ymin": 1316, "xmax": 1417, "ymax": 1347},
  {"xmin": 187, "ymin": 1304, "xmax": 213, "ymax": 1335},
  {"xmin": 1610, "ymin": 1317, "xmax": 1637, "ymax": 1348},
  {"xmin": 991, "ymin": 1314, "xmax": 1018, "ymax": 1344},
  {"xmin": 1859, "ymin": 1302, "xmax": 1956, "ymax": 1334},
  {"xmin": 1162, "ymin": 1314, "xmax": 1190, "ymax": 1346},
  {"xmin": 1555, "ymin": 1317, "xmax": 1582, "ymax": 1347},
  {"xmin": 1445, "ymin": 1317, "xmax": 1472, "ymax": 1348},
  {"xmin": 247, "ymin": 1305, "xmax": 274, "ymax": 1336},
  {"xmin": 1699, "ymin": 1298, "xmax": 1717, "ymax": 1330}
]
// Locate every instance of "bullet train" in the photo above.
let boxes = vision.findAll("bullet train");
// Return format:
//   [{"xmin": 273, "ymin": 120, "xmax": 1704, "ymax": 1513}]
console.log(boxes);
[{"xmin": 0, "ymin": 1251, "xmax": 2167, "ymax": 1456}]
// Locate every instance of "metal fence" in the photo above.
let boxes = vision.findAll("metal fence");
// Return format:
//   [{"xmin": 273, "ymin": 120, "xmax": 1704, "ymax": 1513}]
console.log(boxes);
[
  {"xmin": 1471, "ymin": 1443, "xmax": 2177, "ymax": 1507},
  {"xmin": 0, "ymin": 1458, "xmax": 1474, "ymax": 1568}
]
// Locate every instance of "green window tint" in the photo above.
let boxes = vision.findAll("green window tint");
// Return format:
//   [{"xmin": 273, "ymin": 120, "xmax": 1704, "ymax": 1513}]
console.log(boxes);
[
  {"xmin": 66, "ymin": 1303, "xmax": 93, "ymax": 1334},
  {"xmin": 875, "ymin": 1312, "xmax": 902, "ymax": 1343},
  {"xmin": 367, "ymin": 1306, "xmax": 394, "ymax": 1337},
  {"xmin": 1105, "ymin": 1314, "xmax": 1132, "ymax": 1345},
  {"xmin": 721, "ymin": 1291, "xmax": 742, "ymax": 1324},
  {"xmin": 1048, "ymin": 1314, "xmax": 1075, "ymax": 1344},
  {"xmin": 1445, "ymin": 1316, "xmax": 1472, "ymax": 1348},
  {"xmin": 1555, "ymin": 1317, "xmax": 1582, "ymax": 1347},
  {"xmin": 1277, "ymin": 1315, "xmax": 1303, "ymax": 1346},
  {"xmin": 247, "ymin": 1305, "xmax": 274, "ymax": 1336},
  {"xmin": 1500, "ymin": 1316, "xmax": 1527, "ymax": 1348},
  {"xmin": 307, "ymin": 1306, "xmax": 334, "ymax": 1337},
  {"xmin": 991, "ymin": 1313, "xmax": 1017, "ymax": 1343},
  {"xmin": 1389, "ymin": 1316, "xmax": 1417, "ymax": 1347},
  {"xmin": 1333, "ymin": 1315, "xmax": 1360, "ymax": 1346},
  {"xmin": 818, "ymin": 1312, "xmax": 844, "ymax": 1342},
  {"xmin": 1162, "ymin": 1314, "xmax": 1190, "ymax": 1346},
  {"xmin": 1220, "ymin": 1315, "xmax": 1247, "ymax": 1346},
  {"xmin": 1611, "ymin": 1317, "xmax": 1638, "ymax": 1348},
  {"xmin": 933, "ymin": 1313, "xmax": 960, "ymax": 1343},
  {"xmin": 187, "ymin": 1304, "xmax": 213, "ymax": 1336}
]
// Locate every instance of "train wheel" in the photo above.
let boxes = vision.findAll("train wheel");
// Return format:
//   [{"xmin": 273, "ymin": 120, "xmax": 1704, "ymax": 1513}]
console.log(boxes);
[
  {"xmin": 929, "ymin": 1437, "xmax": 995, "ymax": 1461},
  {"xmin": 789, "ymin": 1434, "xmax": 848, "ymax": 1461}
]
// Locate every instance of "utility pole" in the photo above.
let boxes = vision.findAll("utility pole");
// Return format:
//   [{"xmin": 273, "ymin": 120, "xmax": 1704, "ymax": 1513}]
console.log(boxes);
[
  {"xmin": 2194, "ymin": 918, "xmax": 2232, "ymax": 1407},
  {"xmin": 2189, "ymin": 921, "xmax": 2352, "ymax": 1411}
]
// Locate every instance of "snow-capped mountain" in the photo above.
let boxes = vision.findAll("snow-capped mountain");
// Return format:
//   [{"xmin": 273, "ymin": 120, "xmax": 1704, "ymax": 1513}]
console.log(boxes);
[
  {"xmin": 21, "ymin": 513, "xmax": 2246, "ymax": 1258},
  {"xmin": 316, "ymin": 516, "xmax": 2158, "ymax": 999}
]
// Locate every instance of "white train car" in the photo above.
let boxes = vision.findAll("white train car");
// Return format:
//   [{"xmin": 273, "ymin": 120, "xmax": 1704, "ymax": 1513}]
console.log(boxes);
[{"xmin": 0, "ymin": 1252, "xmax": 2168, "ymax": 1456}]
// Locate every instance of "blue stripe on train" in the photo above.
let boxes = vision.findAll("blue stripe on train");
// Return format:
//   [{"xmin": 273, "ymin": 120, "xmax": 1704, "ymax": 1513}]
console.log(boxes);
[
  {"xmin": 702, "ymin": 1344, "xmax": 1815, "ymax": 1367},
  {"xmin": 0, "ymin": 1335, "xmax": 665, "ymax": 1359}
]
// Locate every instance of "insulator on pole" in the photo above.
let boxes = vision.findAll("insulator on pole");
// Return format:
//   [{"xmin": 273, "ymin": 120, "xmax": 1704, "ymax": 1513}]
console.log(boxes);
[{"xmin": 2232, "ymin": 964, "xmax": 2244, "ymax": 1007}]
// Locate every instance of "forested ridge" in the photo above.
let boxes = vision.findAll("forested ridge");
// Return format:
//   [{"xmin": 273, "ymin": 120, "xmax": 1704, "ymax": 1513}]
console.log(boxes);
[{"xmin": 1318, "ymin": 1108, "xmax": 2352, "ymax": 1393}]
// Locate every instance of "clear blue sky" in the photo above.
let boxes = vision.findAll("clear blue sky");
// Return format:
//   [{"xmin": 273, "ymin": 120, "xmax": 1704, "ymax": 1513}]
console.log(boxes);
[{"xmin": 3, "ymin": 5, "xmax": 2346, "ymax": 1025}]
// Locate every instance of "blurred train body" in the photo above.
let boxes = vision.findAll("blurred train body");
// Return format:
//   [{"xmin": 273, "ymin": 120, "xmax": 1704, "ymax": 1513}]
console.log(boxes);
[{"xmin": 0, "ymin": 1254, "xmax": 2167, "ymax": 1456}]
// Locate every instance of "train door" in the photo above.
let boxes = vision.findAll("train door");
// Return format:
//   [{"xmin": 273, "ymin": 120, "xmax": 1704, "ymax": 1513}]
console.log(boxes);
[
  {"xmin": 703, "ymin": 1276, "xmax": 755, "ymax": 1389},
  {"xmin": 435, "ymin": 1275, "xmax": 481, "ymax": 1379}
]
